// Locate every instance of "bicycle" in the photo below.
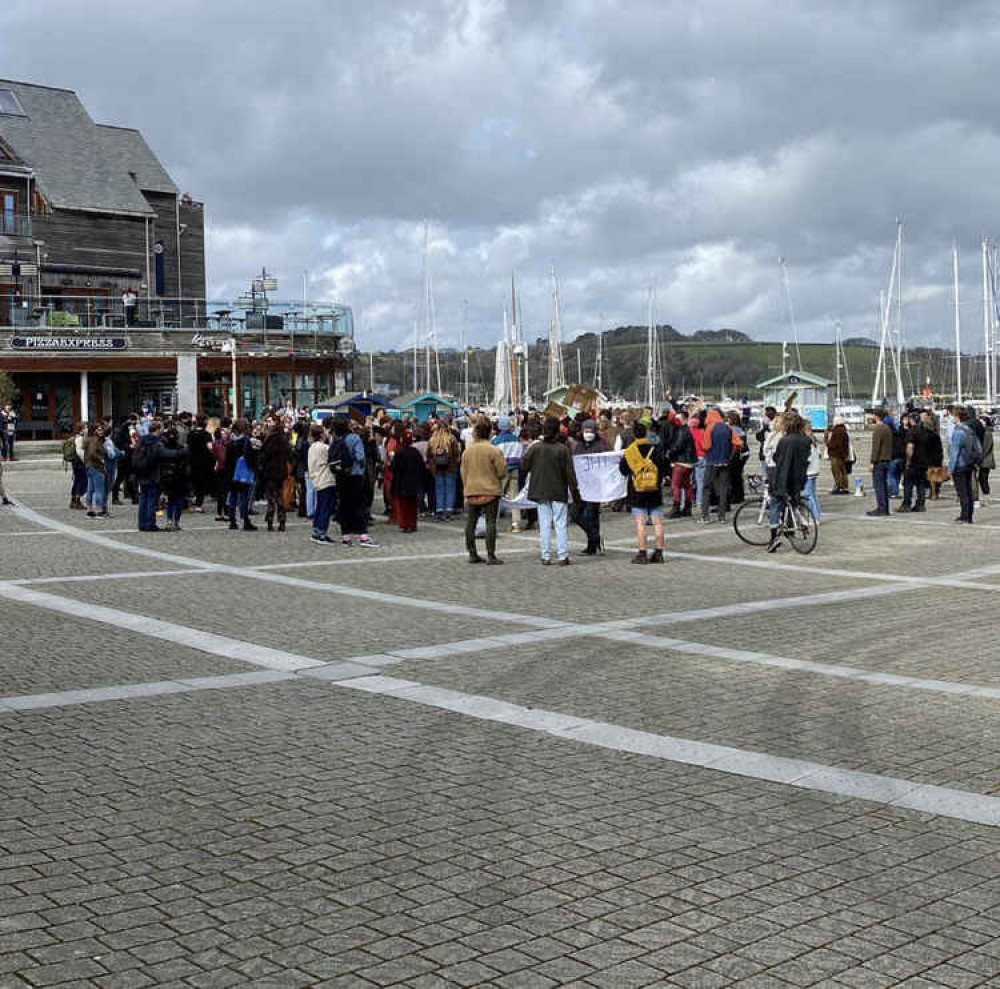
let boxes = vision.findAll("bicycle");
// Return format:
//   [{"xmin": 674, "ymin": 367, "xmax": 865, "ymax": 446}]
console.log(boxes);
[{"xmin": 733, "ymin": 474, "xmax": 818, "ymax": 554}]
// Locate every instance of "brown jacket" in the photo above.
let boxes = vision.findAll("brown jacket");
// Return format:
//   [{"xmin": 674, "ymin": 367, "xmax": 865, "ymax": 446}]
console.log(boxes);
[
  {"xmin": 870, "ymin": 421, "xmax": 892, "ymax": 464},
  {"xmin": 460, "ymin": 439, "xmax": 506, "ymax": 498}
]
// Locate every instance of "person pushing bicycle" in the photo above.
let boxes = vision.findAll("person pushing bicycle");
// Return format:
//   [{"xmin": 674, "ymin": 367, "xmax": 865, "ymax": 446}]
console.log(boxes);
[{"xmin": 768, "ymin": 411, "xmax": 811, "ymax": 553}]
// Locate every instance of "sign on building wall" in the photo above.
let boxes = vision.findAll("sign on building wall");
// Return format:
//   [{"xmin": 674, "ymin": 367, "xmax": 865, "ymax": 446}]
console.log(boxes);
[{"xmin": 9, "ymin": 335, "xmax": 129, "ymax": 351}]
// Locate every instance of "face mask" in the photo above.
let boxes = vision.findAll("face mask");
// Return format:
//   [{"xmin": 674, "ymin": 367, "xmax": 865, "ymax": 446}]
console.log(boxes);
[{"xmin": 582, "ymin": 431, "xmax": 595, "ymax": 442}]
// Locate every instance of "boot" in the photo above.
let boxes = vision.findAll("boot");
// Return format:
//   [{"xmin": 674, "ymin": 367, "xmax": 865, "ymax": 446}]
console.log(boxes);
[
  {"xmin": 486, "ymin": 555, "xmax": 504, "ymax": 565},
  {"xmin": 668, "ymin": 503, "xmax": 682, "ymax": 519},
  {"xmin": 649, "ymin": 548, "xmax": 664, "ymax": 564},
  {"xmin": 278, "ymin": 520, "xmax": 286, "ymax": 532},
  {"xmin": 228, "ymin": 519, "xmax": 238, "ymax": 531},
  {"xmin": 243, "ymin": 518, "xmax": 258, "ymax": 531},
  {"xmin": 632, "ymin": 550, "xmax": 648, "ymax": 564},
  {"xmin": 767, "ymin": 527, "xmax": 780, "ymax": 553},
  {"xmin": 897, "ymin": 503, "xmax": 911, "ymax": 513},
  {"xmin": 913, "ymin": 502, "xmax": 926, "ymax": 512},
  {"xmin": 266, "ymin": 518, "xmax": 274, "ymax": 532},
  {"xmin": 681, "ymin": 503, "xmax": 693, "ymax": 517}
]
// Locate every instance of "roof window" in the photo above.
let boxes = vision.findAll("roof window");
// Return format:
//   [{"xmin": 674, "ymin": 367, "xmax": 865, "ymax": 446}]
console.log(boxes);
[{"xmin": 0, "ymin": 89, "xmax": 25, "ymax": 116}]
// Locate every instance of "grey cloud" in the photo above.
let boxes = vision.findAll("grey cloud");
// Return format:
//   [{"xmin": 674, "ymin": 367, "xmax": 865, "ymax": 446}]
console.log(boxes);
[{"xmin": 2, "ymin": 0, "xmax": 998, "ymax": 356}]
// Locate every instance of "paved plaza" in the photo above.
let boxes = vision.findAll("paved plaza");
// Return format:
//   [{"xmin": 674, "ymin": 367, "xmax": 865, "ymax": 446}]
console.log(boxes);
[{"xmin": 1, "ymin": 450, "xmax": 999, "ymax": 988}]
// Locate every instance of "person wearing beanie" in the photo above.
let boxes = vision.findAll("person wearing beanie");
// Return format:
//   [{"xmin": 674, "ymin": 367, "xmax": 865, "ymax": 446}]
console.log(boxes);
[{"xmin": 492, "ymin": 413, "xmax": 525, "ymax": 532}]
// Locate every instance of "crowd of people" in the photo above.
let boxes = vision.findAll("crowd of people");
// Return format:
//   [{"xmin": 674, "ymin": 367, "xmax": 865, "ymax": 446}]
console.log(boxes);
[{"xmin": 1, "ymin": 394, "xmax": 990, "ymax": 560}]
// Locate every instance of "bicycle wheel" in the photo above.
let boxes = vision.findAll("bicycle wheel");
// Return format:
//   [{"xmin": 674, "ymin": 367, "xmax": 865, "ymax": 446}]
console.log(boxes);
[
  {"xmin": 733, "ymin": 498, "xmax": 771, "ymax": 545},
  {"xmin": 784, "ymin": 503, "xmax": 818, "ymax": 554}
]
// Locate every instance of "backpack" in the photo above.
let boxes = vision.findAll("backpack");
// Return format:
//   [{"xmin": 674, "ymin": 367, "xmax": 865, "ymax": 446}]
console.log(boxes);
[
  {"xmin": 62, "ymin": 437, "xmax": 77, "ymax": 463},
  {"xmin": 632, "ymin": 448, "xmax": 659, "ymax": 493},
  {"xmin": 328, "ymin": 438, "xmax": 351, "ymax": 474}
]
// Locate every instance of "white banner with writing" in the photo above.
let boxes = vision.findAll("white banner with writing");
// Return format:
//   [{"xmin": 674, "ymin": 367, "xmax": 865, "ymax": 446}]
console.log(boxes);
[{"xmin": 500, "ymin": 451, "xmax": 626, "ymax": 510}]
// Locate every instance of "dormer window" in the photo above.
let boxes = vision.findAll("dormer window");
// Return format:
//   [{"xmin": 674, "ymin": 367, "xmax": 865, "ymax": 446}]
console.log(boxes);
[{"xmin": 0, "ymin": 89, "xmax": 25, "ymax": 116}]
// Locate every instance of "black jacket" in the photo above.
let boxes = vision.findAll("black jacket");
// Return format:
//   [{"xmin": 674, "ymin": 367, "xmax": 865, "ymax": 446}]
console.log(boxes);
[
  {"xmin": 224, "ymin": 434, "xmax": 257, "ymax": 482},
  {"xmin": 772, "ymin": 433, "xmax": 811, "ymax": 500},
  {"xmin": 390, "ymin": 445, "xmax": 426, "ymax": 499},
  {"xmin": 668, "ymin": 426, "xmax": 697, "ymax": 465}
]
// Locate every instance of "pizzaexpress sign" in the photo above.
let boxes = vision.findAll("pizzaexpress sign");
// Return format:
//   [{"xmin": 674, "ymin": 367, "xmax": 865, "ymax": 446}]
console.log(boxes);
[{"xmin": 9, "ymin": 335, "xmax": 128, "ymax": 351}]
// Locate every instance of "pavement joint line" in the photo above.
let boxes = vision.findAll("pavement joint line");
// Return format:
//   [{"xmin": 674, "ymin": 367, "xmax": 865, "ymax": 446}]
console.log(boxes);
[
  {"xmin": 0, "ymin": 670, "xmax": 298, "ymax": 713},
  {"xmin": 360, "ymin": 606, "xmax": 1000, "ymax": 702},
  {"xmin": 0, "ymin": 582, "xmax": 329, "ymax": 673},
  {"xmin": 7, "ymin": 500, "xmax": 568, "ymax": 629},
  {"xmin": 330, "ymin": 675, "xmax": 1000, "ymax": 827}
]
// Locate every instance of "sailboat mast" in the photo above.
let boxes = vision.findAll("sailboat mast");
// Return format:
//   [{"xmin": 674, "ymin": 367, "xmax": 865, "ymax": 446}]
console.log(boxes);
[
  {"xmin": 461, "ymin": 299, "xmax": 469, "ymax": 407},
  {"xmin": 645, "ymin": 280, "xmax": 658, "ymax": 408},
  {"xmin": 894, "ymin": 220, "xmax": 905, "ymax": 405},
  {"xmin": 779, "ymin": 258, "xmax": 802, "ymax": 370},
  {"xmin": 985, "ymin": 238, "xmax": 994, "ymax": 406},
  {"xmin": 834, "ymin": 321, "xmax": 842, "ymax": 405},
  {"xmin": 510, "ymin": 274, "xmax": 519, "ymax": 408},
  {"xmin": 953, "ymin": 242, "xmax": 963, "ymax": 403}
]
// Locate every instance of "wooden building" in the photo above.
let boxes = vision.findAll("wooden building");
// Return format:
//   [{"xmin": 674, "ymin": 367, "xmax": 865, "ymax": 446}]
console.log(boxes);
[{"xmin": 0, "ymin": 80, "xmax": 353, "ymax": 435}]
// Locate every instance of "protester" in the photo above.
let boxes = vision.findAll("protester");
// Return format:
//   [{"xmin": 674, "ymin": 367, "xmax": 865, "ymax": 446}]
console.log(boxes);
[
  {"xmin": 492, "ymin": 415, "xmax": 524, "ymax": 532},
  {"xmin": 867, "ymin": 409, "xmax": 893, "ymax": 517},
  {"xmin": 82, "ymin": 423, "xmax": 109, "ymax": 519},
  {"xmin": 332, "ymin": 418, "xmax": 376, "ymax": 547},
  {"xmin": 699, "ymin": 408, "xmax": 736, "ymax": 524},
  {"xmin": 898, "ymin": 412, "xmax": 929, "ymax": 513},
  {"xmin": 427, "ymin": 420, "xmax": 460, "ymax": 521},
  {"xmin": 460, "ymin": 416, "xmax": 507, "ymax": 564},
  {"xmin": 768, "ymin": 412, "xmax": 811, "ymax": 552},
  {"xmin": 570, "ymin": 418, "xmax": 607, "ymax": 555},
  {"xmin": 160, "ymin": 426, "xmax": 189, "ymax": 530},
  {"xmin": 979, "ymin": 413, "xmax": 994, "ymax": 507},
  {"xmin": 949, "ymin": 405, "xmax": 981, "ymax": 524},
  {"xmin": 667, "ymin": 409, "xmax": 696, "ymax": 517},
  {"xmin": 391, "ymin": 429, "xmax": 425, "ymax": 533},
  {"xmin": 188, "ymin": 415, "xmax": 215, "ymax": 513},
  {"xmin": 259, "ymin": 419, "xmax": 291, "ymax": 532},
  {"xmin": 520, "ymin": 415, "xmax": 578, "ymax": 566},
  {"xmin": 825, "ymin": 418, "xmax": 850, "ymax": 494},
  {"xmin": 1, "ymin": 400, "xmax": 18, "ymax": 461},
  {"xmin": 619, "ymin": 420, "xmax": 667, "ymax": 564},
  {"xmin": 224, "ymin": 418, "xmax": 258, "ymax": 531}
]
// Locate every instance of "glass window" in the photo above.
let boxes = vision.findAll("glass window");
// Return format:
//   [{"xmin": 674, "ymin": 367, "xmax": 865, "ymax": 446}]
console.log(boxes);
[
  {"xmin": 0, "ymin": 89, "xmax": 26, "ymax": 116},
  {"xmin": 241, "ymin": 373, "xmax": 265, "ymax": 420},
  {"xmin": 200, "ymin": 386, "xmax": 226, "ymax": 418},
  {"xmin": 294, "ymin": 373, "xmax": 314, "ymax": 390},
  {"xmin": 267, "ymin": 373, "xmax": 292, "ymax": 408},
  {"xmin": 314, "ymin": 373, "xmax": 330, "ymax": 398},
  {"xmin": 30, "ymin": 379, "xmax": 48, "ymax": 420}
]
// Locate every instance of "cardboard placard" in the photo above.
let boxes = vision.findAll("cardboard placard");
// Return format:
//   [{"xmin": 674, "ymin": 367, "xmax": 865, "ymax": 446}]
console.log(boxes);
[{"xmin": 543, "ymin": 401, "xmax": 568, "ymax": 419}]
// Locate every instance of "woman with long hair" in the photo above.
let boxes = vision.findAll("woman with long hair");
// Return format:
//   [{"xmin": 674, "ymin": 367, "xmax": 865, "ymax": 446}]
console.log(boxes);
[
  {"xmin": 391, "ymin": 428, "xmax": 424, "ymax": 532},
  {"xmin": 427, "ymin": 421, "xmax": 460, "ymax": 521}
]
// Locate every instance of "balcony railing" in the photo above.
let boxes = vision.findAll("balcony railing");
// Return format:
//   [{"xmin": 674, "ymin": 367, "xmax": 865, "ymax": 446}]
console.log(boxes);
[
  {"xmin": 0, "ymin": 295, "xmax": 355, "ymax": 339},
  {"xmin": 0, "ymin": 212, "xmax": 31, "ymax": 238}
]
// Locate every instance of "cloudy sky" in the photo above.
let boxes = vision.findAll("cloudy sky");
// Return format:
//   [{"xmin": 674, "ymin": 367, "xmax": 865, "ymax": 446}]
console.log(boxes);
[{"xmin": 2, "ymin": 0, "xmax": 999, "ymax": 351}]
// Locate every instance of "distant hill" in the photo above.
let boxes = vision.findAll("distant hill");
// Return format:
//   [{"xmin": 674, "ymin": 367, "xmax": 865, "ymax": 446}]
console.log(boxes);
[{"xmin": 367, "ymin": 323, "xmax": 959, "ymax": 404}]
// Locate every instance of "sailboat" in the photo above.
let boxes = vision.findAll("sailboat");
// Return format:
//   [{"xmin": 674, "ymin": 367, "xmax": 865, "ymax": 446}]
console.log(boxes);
[
  {"xmin": 871, "ymin": 220, "xmax": 906, "ymax": 408},
  {"xmin": 492, "ymin": 308, "xmax": 513, "ymax": 412}
]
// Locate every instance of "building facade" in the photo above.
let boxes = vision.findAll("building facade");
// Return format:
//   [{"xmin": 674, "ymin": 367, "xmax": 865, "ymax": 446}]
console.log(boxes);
[{"xmin": 0, "ymin": 80, "xmax": 353, "ymax": 436}]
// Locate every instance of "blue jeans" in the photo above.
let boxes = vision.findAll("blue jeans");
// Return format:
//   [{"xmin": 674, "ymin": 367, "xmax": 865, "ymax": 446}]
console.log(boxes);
[
  {"xmin": 305, "ymin": 476, "xmax": 316, "ymax": 517},
  {"xmin": 694, "ymin": 457, "xmax": 706, "ymax": 506},
  {"xmin": 228, "ymin": 482, "xmax": 251, "ymax": 521},
  {"xmin": 313, "ymin": 485, "xmax": 335, "ymax": 536},
  {"xmin": 537, "ymin": 501, "xmax": 569, "ymax": 561},
  {"xmin": 85, "ymin": 466, "xmax": 107, "ymax": 510},
  {"xmin": 435, "ymin": 471, "xmax": 457, "ymax": 514},
  {"xmin": 872, "ymin": 462, "xmax": 889, "ymax": 513},
  {"xmin": 71, "ymin": 459, "xmax": 87, "ymax": 497},
  {"xmin": 804, "ymin": 476, "xmax": 820, "ymax": 520},
  {"xmin": 887, "ymin": 458, "xmax": 903, "ymax": 497},
  {"xmin": 104, "ymin": 460, "xmax": 117, "ymax": 503},
  {"xmin": 138, "ymin": 482, "xmax": 160, "ymax": 530}
]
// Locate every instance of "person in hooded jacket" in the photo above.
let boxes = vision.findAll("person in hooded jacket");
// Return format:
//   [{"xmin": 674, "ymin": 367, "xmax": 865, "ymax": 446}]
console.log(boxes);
[
  {"xmin": 569, "ymin": 418, "xmax": 607, "ymax": 555},
  {"xmin": 825, "ymin": 419, "xmax": 851, "ymax": 493},
  {"xmin": 391, "ymin": 429, "xmax": 425, "ymax": 532},
  {"xmin": 667, "ymin": 409, "xmax": 697, "ymax": 517}
]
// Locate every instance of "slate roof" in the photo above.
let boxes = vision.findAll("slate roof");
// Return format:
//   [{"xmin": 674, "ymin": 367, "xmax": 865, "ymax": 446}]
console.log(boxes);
[
  {"xmin": 0, "ymin": 79, "xmax": 174, "ymax": 216},
  {"xmin": 95, "ymin": 125, "xmax": 178, "ymax": 196}
]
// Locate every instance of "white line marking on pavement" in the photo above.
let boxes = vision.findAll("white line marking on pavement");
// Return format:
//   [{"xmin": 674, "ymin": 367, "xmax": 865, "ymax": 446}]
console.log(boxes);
[
  {"xmin": 333, "ymin": 675, "xmax": 1000, "ymax": 827},
  {"xmin": 0, "ymin": 583, "xmax": 327, "ymax": 672},
  {"xmin": 10, "ymin": 569, "xmax": 208, "ymax": 586},
  {"xmin": 0, "ymin": 670, "xmax": 298, "ymax": 713},
  {"xmin": 7, "ymin": 502, "xmax": 566, "ymax": 628}
]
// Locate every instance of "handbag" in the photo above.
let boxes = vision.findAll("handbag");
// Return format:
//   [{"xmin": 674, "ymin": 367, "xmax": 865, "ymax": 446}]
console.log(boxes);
[{"xmin": 233, "ymin": 455, "xmax": 255, "ymax": 486}]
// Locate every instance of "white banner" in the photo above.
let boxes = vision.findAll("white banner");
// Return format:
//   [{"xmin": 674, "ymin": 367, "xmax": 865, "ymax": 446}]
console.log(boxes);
[
  {"xmin": 500, "ymin": 451, "xmax": 626, "ymax": 511},
  {"xmin": 573, "ymin": 451, "xmax": 627, "ymax": 504}
]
